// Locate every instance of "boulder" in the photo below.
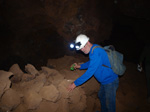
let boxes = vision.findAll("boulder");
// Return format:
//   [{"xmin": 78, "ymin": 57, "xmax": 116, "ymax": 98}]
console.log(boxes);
[
  {"xmin": 0, "ymin": 89, "xmax": 20, "ymax": 111},
  {"xmin": 39, "ymin": 84, "xmax": 60, "ymax": 102},
  {"xmin": 9, "ymin": 64, "xmax": 24, "ymax": 74},
  {"xmin": 0, "ymin": 70, "xmax": 13, "ymax": 98},
  {"xmin": 24, "ymin": 90, "xmax": 42, "ymax": 109},
  {"xmin": 33, "ymin": 101, "xmax": 59, "ymax": 112},
  {"xmin": 21, "ymin": 73, "xmax": 35, "ymax": 82},
  {"xmin": 14, "ymin": 73, "xmax": 46, "ymax": 95},
  {"xmin": 41, "ymin": 67, "xmax": 64, "ymax": 86},
  {"xmin": 68, "ymin": 86, "xmax": 87, "ymax": 112},
  {"xmin": 25, "ymin": 64, "xmax": 39, "ymax": 77}
]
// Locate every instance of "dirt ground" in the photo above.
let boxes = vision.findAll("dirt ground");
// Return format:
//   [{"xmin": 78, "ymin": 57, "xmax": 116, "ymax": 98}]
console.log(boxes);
[{"xmin": 0, "ymin": 55, "xmax": 150, "ymax": 112}]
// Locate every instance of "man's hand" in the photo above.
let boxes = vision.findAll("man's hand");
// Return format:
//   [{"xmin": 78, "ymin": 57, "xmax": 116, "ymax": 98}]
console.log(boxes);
[
  {"xmin": 71, "ymin": 63, "xmax": 81, "ymax": 70},
  {"xmin": 67, "ymin": 83, "xmax": 76, "ymax": 92}
]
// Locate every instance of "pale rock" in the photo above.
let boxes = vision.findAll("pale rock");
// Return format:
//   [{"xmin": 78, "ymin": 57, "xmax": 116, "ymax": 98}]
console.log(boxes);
[
  {"xmin": 41, "ymin": 66, "xmax": 64, "ymax": 86},
  {"xmin": 56, "ymin": 99, "xmax": 69, "ymax": 112},
  {"xmin": 9, "ymin": 64, "xmax": 23, "ymax": 83},
  {"xmin": 33, "ymin": 101, "xmax": 59, "ymax": 112},
  {"xmin": 69, "ymin": 87, "xmax": 87, "ymax": 112},
  {"xmin": 15, "ymin": 73, "xmax": 46, "ymax": 94},
  {"xmin": 25, "ymin": 64, "xmax": 39, "ymax": 77},
  {"xmin": 0, "ymin": 89, "xmax": 20, "ymax": 111},
  {"xmin": 9, "ymin": 64, "xmax": 24, "ymax": 74},
  {"xmin": 58, "ymin": 79, "xmax": 73, "ymax": 98},
  {"xmin": 39, "ymin": 84, "xmax": 60, "ymax": 102},
  {"xmin": 24, "ymin": 90, "xmax": 42, "ymax": 109},
  {"xmin": 0, "ymin": 70, "xmax": 13, "ymax": 98}
]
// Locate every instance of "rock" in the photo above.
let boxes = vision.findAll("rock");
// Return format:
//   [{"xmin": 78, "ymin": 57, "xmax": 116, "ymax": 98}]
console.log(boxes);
[
  {"xmin": 69, "ymin": 87, "xmax": 87, "ymax": 112},
  {"xmin": 0, "ymin": 89, "xmax": 20, "ymax": 111},
  {"xmin": 47, "ymin": 55, "xmax": 81, "ymax": 71},
  {"xmin": 41, "ymin": 67, "xmax": 64, "ymax": 86},
  {"xmin": 39, "ymin": 84, "xmax": 60, "ymax": 102},
  {"xmin": 0, "ymin": 70, "xmax": 13, "ymax": 98},
  {"xmin": 13, "ymin": 104, "xmax": 28, "ymax": 112},
  {"xmin": 85, "ymin": 96, "xmax": 97, "ymax": 112},
  {"xmin": 14, "ymin": 73, "xmax": 46, "ymax": 95},
  {"xmin": 24, "ymin": 90, "xmax": 42, "ymax": 109},
  {"xmin": 56, "ymin": 79, "xmax": 74, "ymax": 112},
  {"xmin": 9, "ymin": 74, "xmax": 22, "ymax": 83},
  {"xmin": 21, "ymin": 73, "xmax": 35, "ymax": 82},
  {"xmin": 25, "ymin": 64, "xmax": 39, "ymax": 77},
  {"xmin": 9, "ymin": 64, "xmax": 23, "ymax": 83},
  {"xmin": 33, "ymin": 101, "xmax": 59, "ymax": 112},
  {"xmin": 81, "ymin": 77, "xmax": 100, "ymax": 96},
  {"xmin": 56, "ymin": 99, "xmax": 69, "ymax": 112},
  {"xmin": 41, "ymin": 66, "xmax": 60, "ymax": 77},
  {"xmin": 9, "ymin": 64, "xmax": 24, "ymax": 74},
  {"xmin": 58, "ymin": 79, "xmax": 73, "ymax": 98}
]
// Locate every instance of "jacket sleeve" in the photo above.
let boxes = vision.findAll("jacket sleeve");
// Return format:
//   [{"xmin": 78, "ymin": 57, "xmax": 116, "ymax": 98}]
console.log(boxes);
[
  {"xmin": 80, "ymin": 61, "xmax": 90, "ymax": 70},
  {"xmin": 74, "ymin": 49, "xmax": 102, "ymax": 86}
]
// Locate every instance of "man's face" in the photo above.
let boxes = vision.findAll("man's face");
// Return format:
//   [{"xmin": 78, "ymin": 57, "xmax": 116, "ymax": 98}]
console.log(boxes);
[{"xmin": 80, "ymin": 42, "xmax": 91, "ymax": 54}]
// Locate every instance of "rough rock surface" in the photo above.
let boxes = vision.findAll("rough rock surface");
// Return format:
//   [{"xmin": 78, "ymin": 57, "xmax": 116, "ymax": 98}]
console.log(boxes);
[
  {"xmin": 9, "ymin": 64, "xmax": 24, "ymax": 83},
  {"xmin": 25, "ymin": 64, "xmax": 39, "ymax": 77},
  {"xmin": 0, "ymin": 70, "xmax": 13, "ymax": 98},
  {"xmin": 0, "ymin": 56, "xmax": 150, "ymax": 112},
  {"xmin": 0, "ymin": 56, "xmax": 88, "ymax": 112},
  {"xmin": 24, "ymin": 90, "xmax": 42, "ymax": 110},
  {"xmin": 33, "ymin": 101, "xmax": 59, "ymax": 112},
  {"xmin": 39, "ymin": 85, "xmax": 60, "ymax": 102},
  {"xmin": 0, "ymin": 89, "xmax": 20, "ymax": 111}
]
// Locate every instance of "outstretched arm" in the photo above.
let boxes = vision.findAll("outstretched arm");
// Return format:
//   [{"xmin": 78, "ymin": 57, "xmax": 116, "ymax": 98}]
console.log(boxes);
[{"xmin": 67, "ymin": 83, "xmax": 76, "ymax": 92}]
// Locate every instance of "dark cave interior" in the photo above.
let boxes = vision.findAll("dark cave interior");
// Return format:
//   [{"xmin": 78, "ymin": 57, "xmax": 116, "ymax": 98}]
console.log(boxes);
[
  {"xmin": 0, "ymin": 0, "xmax": 150, "ymax": 71},
  {"xmin": 1, "ymin": 1, "xmax": 150, "ymax": 112}
]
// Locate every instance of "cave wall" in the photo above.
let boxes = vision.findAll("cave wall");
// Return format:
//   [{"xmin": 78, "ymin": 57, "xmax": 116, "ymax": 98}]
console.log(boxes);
[{"xmin": 0, "ymin": 0, "xmax": 150, "ymax": 69}]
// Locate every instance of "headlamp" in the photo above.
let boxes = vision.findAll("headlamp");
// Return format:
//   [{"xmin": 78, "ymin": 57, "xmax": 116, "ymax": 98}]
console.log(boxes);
[
  {"xmin": 75, "ymin": 42, "xmax": 81, "ymax": 49},
  {"xmin": 70, "ymin": 43, "xmax": 75, "ymax": 49},
  {"xmin": 69, "ymin": 42, "xmax": 81, "ymax": 50}
]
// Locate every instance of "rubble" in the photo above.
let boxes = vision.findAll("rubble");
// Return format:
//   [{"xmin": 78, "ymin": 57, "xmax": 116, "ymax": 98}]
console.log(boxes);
[
  {"xmin": 1, "ymin": 56, "xmax": 149, "ymax": 112},
  {"xmin": 0, "ymin": 61, "xmax": 90, "ymax": 112}
]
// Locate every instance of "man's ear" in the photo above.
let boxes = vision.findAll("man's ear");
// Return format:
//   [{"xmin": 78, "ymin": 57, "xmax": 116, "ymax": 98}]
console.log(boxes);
[
  {"xmin": 87, "ymin": 41, "xmax": 90, "ymax": 45},
  {"xmin": 87, "ymin": 41, "xmax": 92, "ymax": 46}
]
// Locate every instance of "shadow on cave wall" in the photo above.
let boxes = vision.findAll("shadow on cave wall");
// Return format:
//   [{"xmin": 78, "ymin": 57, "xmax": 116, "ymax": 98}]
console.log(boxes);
[
  {"xmin": 101, "ymin": 14, "xmax": 149, "ymax": 64},
  {"xmin": 0, "ymin": 28, "xmax": 65, "ymax": 71}
]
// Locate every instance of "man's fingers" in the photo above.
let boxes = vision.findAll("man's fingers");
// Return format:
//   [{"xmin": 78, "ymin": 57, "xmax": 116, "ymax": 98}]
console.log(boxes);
[
  {"xmin": 67, "ymin": 87, "xmax": 73, "ymax": 92},
  {"xmin": 67, "ymin": 84, "xmax": 72, "ymax": 92},
  {"xmin": 67, "ymin": 83, "xmax": 76, "ymax": 92},
  {"xmin": 67, "ymin": 88, "xmax": 72, "ymax": 92}
]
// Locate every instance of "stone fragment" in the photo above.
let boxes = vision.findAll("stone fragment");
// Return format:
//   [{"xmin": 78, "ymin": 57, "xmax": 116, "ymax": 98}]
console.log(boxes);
[
  {"xmin": 24, "ymin": 90, "xmax": 42, "ymax": 109},
  {"xmin": 56, "ymin": 99, "xmax": 69, "ymax": 112},
  {"xmin": 58, "ymin": 79, "xmax": 73, "ymax": 98},
  {"xmin": 25, "ymin": 64, "xmax": 39, "ymax": 77},
  {"xmin": 0, "ymin": 89, "xmax": 20, "ymax": 111},
  {"xmin": 9, "ymin": 64, "xmax": 23, "ymax": 83},
  {"xmin": 69, "ymin": 87, "xmax": 87, "ymax": 112},
  {"xmin": 39, "ymin": 84, "xmax": 60, "ymax": 102},
  {"xmin": 9, "ymin": 64, "xmax": 24, "ymax": 74},
  {"xmin": 15, "ymin": 73, "xmax": 46, "ymax": 95},
  {"xmin": 34, "ymin": 101, "xmax": 59, "ymax": 112},
  {"xmin": 0, "ymin": 70, "xmax": 13, "ymax": 98},
  {"xmin": 21, "ymin": 73, "xmax": 35, "ymax": 82},
  {"xmin": 41, "ymin": 66, "xmax": 64, "ymax": 86}
]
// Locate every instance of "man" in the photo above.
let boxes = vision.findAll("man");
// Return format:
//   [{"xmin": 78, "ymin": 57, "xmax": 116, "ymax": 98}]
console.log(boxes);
[
  {"xmin": 138, "ymin": 44, "xmax": 150, "ymax": 103},
  {"xmin": 67, "ymin": 34, "xmax": 119, "ymax": 112}
]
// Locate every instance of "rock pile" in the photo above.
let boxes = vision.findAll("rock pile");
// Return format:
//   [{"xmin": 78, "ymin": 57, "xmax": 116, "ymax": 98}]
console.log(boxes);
[{"xmin": 0, "ymin": 60, "xmax": 100, "ymax": 112}]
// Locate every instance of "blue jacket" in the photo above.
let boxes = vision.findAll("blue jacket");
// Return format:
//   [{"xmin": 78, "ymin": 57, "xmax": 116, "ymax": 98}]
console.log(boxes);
[{"xmin": 74, "ymin": 44, "xmax": 118, "ymax": 86}]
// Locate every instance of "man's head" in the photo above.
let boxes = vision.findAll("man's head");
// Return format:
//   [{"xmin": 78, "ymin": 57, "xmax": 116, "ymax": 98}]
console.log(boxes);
[
  {"xmin": 75, "ymin": 34, "xmax": 92, "ymax": 54},
  {"xmin": 75, "ymin": 34, "xmax": 89, "ymax": 50}
]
